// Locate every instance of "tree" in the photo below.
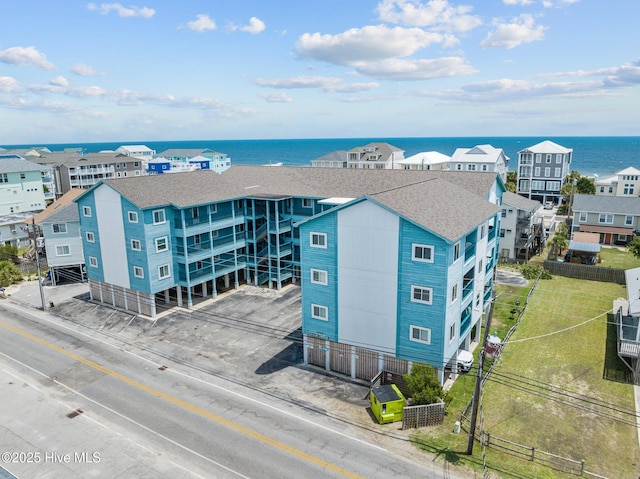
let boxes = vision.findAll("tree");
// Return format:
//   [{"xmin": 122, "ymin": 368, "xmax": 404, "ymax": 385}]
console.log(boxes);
[
  {"xmin": 403, "ymin": 362, "xmax": 446, "ymax": 405},
  {"xmin": 629, "ymin": 237, "xmax": 640, "ymax": 258},
  {"xmin": 505, "ymin": 171, "xmax": 517, "ymax": 193}
]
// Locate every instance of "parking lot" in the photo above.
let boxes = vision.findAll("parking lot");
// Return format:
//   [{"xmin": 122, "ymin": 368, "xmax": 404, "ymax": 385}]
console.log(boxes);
[{"xmin": 4, "ymin": 281, "xmax": 379, "ymax": 428}]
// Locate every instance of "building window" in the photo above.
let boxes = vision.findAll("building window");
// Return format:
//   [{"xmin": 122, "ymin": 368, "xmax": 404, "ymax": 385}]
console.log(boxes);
[
  {"xmin": 535, "ymin": 154, "xmax": 541, "ymax": 163},
  {"xmin": 547, "ymin": 181, "xmax": 561, "ymax": 191},
  {"xmin": 599, "ymin": 186, "xmax": 605, "ymax": 193},
  {"xmin": 412, "ymin": 244, "xmax": 434, "ymax": 262},
  {"xmin": 89, "ymin": 256, "xmax": 98, "ymax": 267},
  {"xmin": 82, "ymin": 206, "xmax": 92, "ymax": 217},
  {"xmin": 302, "ymin": 198, "xmax": 313, "ymax": 208},
  {"xmin": 609, "ymin": 187, "xmax": 613, "ymax": 193},
  {"xmin": 499, "ymin": 228, "xmax": 505, "ymax": 237},
  {"xmin": 546, "ymin": 154, "xmax": 552, "ymax": 163},
  {"xmin": 0, "ymin": 173, "xmax": 7, "ymax": 183},
  {"xmin": 625, "ymin": 216, "xmax": 633, "ymax": 226},
  {"xmin": 544, "ymin": 167, "xmax": 551, "ymax": 177},
  {"xmin": 128, "ymin": 211, "xmax": 138, "ymax": 223},
  {"xmin": 410, "ymin": 325, "xmax": 431, "ymax": 345},
  {"xmin": 153, "ymin": 209, "xmax": 166, "ymax": 224},
  {"xmin": 133, "ymin": 266, "xmax": 144, "ymax": 278},
  {"xmin": 209, "ymin": 204, "xmax": 217, "ymax": 214},
  {"xmin": 579, "ymin": 212, "xmax": 587, "ymax": 222},
  {"xmin": 158, "ymin": 264, "xmax": 170, "ymax": 279},
  {"xmin": 478, "ymin": 259, "xmax": 483, "ymax": 274},
  {"xmin": 449, "ymin": 323, "xmax": 456, "ymax": 342},
  {"xmin": 554, "ymin": 168, "xmax": 561, "ymax": 177},
  {"xmin": 534, "ymin": 167, "xmax": 541, "ymax": 176},
  {"xmin": 131, "ymin": 239, "xmax": 142, "ymax": 251},
  {"xmin": 623, "ymin": 184, "xmax": 634, "ymax": 195},
  {"xmin": 451, "ymin": 283, "xmax": 458, "ymax": 303},
  {"xmin": 467, "ymin": 164, "xmax": 476, "ymax": 171},
  {"xmin": 56, "ymin": 245, "xmax": 70, "ymax": 256},
  {"xmin": 52, "ymin": 223, "xmax": 67, "ymax": 234},
  {"xmin": 86, "ymin": 232, "xmax": 95, "ymax": 242},
  {"xmin": 310, "ymin": 269, "xmax": 328, "ymax": 285},
  {"xmin": 481, "ymin": 164, "xmax": 488, "ymax": 171},
  {"xmin": 531, "ymin": 180, "xmax": 545, "ymax": 190},
  {"xmin": 310, "ymin": 232, "xmax": 327, "ymax": 248},
  {"xmin": 311, "ymin": 304, "xmax": 328, "ymax": 321},
  {"xmin": 556, "ymin": 154, "xmax": 562, "ymax": 163},
  {"xmin": 453, "ymin": 242, "xmax": 461, "ymax": 262},
  {"xmin": 192, "ymin": 207, "xmax": 199, "ymax": 219},
  {"xmin": 501, "ymin": 209, "xmax": 507, "ymax": 218},
  {"xmin": 155, "ymin": 236, "xmax": 168, "ymax": 252},
  {"xmin": 411, "ymin": 286, "xmax": 432, "ymax": 305},
  {"xmin": 598, "ymin": 214, "xmax": 614, "ymax": 224},
  {"xmin": 456, "ymin": 164, "xmax": 462, "ymax": 171}
]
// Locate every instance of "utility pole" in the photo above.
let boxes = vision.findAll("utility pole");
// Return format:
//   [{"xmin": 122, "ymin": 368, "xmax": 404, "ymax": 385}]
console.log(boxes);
[
  {"xmin": 466, "ymin": 292, "xmax": 495, "ymax": 455},
  {"xmin": 31, "ymin": 219, "xmax": 46, "ymax": 311}
]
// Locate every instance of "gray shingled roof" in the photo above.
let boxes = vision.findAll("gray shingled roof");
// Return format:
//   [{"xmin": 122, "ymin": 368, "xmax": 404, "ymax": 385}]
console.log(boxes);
[
  {"xmin": 0, "ymin": 157, "xmax": 44, "ymax": 173},
  {"xmin": 369, "ymin": 178, "xmax": 501, "ymax": 240},
  {"xmin": 502, "ymin": 191, "xmax": 541, "ymax": 211},
  {"xmin": 30, "ymin": 151, "xmax": 129, "ymax": 166},
  {"xmin": 572, "ymin": 194, "xmax": 640, "ymax": 215},
  {"xmin": 312, "ymin": 150, "xmax": 348, "ymax": 163},
  {"xmin": 95, "ymin": 166, "xmax": 502, "ymax": 240}
]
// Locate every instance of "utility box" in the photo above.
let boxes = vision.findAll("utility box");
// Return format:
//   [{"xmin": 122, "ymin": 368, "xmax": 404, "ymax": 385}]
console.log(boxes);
[{"xmin": 370, "ymin": 384, "xmax": 406, "ymax": 424}]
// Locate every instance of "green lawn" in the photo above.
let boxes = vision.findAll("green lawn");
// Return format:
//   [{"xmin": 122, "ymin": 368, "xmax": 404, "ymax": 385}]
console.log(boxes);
[
  {"xmin": 597, "ymin": 246, "xmax": 640, "ymax": 269},
  {"xmin": 412, "ymin": 276, "xmax": 638, "ymax": 479}
]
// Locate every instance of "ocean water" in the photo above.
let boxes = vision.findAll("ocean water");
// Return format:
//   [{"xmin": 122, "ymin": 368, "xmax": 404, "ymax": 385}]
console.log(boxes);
[{"xmin": 3, "ymin": 136, "xmax": 638, "ymax": 177}]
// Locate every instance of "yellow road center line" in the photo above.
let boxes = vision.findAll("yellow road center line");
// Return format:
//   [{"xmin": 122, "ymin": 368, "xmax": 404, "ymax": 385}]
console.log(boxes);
[{"xmin": 0, "ymin": 320, "xmax": 364, "ymax": 479}]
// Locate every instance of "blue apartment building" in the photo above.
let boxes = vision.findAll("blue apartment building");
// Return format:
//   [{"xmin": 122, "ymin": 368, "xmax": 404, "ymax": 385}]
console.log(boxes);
[{"xmin": 76, "ymin": 166, "xmax": 504, "ymax": 382}]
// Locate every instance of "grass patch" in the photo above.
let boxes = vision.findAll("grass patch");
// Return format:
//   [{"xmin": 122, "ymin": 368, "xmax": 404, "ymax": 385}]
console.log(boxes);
[
  {"xmin": 597, "ymin": 246, "xmax": 640, "ymax": 269},
  {"xmin": 414, "ymin": 275, "xmax": 638, "ymax": 479}
]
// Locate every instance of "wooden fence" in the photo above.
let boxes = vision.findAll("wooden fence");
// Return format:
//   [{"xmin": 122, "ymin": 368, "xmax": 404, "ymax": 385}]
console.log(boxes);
[
  {"xmin": 543, "ymin": 259, "xmax": 625, "ymax": 284},
  {"xmin": 402, "ymin": 402, "xmax": 445, "ymax": 429}
]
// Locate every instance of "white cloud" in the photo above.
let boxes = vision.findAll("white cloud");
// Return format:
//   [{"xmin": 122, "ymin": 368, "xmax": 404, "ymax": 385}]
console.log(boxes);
[
  {"xmin": 543, "ymin": 0, "xmax": 579, "ymax": 7},
  {"xmin": 355, "ymin": 56, "xmax": 476, "ymax": 80},
  {"xmin": 72, "ymin": 63, "xmax": 103, "ymax": 76},
  {"xmin": 259, "ymin": 92, "xmax": 293, "ymax": 103},
  {"xmin": 254, "ymin": 76, "xmax": 381, "ymax": 93},
  {"xmin": 376, "ymin": 0, "xmax": 482, "ymax": 32},
  {"xmin": 0, "ymin": 76, "xmax": 21, "ymax": 93},
  {"xmin": 503, "ymin": 0, "xmax": 533, "ymax": 5},
  {"xmin": 186, "ymin": 14, "xmax": 217, "ymax": 32},
  {"xmin": 481, "ymin": 14, "xmax": 546, "ymax": 49},
  {"xmin": 240, "ymin": 17, "xmax": 266, "ymax": 34},
  {"xmin": 50, "ymin": 76, "xmax": 69, "ymax": 87},
  {"xmin": 0, "ymin": 46, "xmax": 55, "ymax": 70},
  {"xmin": 87, "ymin": 3, "xmax": 155, "ymax": 18},
  {"xmin": 254, "ymin": 75, "xmax": 342, "ymax": 89},
  {"xmin": 296, "ymin": 25, "xmax": 447, "ymax": 65}
]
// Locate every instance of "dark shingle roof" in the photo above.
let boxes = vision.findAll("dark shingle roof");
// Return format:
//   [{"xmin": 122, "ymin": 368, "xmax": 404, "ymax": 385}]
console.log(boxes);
[
  {"xmin": 502, "ymin": 191, "xmax": 541, "ymax": 211},
  {"xmin": 97, "ymin": 166, "xmax": 503, "ymax": 240}
]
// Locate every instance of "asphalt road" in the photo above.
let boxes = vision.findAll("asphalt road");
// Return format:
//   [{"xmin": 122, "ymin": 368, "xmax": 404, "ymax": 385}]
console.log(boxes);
[{"xmin": 0, "ymin": 299, "xmax": 468, "ymax": 479}]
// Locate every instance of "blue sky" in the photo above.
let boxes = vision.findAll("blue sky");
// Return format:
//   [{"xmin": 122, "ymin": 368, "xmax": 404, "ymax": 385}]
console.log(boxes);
[{"xmin": 1, "ymin": 0, "xmax": 639, "ymax": 143}]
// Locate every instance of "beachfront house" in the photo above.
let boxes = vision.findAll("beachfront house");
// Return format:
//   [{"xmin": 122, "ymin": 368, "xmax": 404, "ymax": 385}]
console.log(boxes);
[
  {"xmin": 516, "ymin": 140, "xmax": 573, "ymax": 205},
  {"xmin": 115, "ymin": 145, "xmax": 156, "ymax": 160},
  {"xmin": 154, "ymin": 148, "xmax": 231, "ymax": 174},
  {"xmin": 449, "ymin": 145, "xmax": 509, "ymax": 182},
  {"xmin": 397, "ymin": 151, "xmax": 451, "ymax": 171},
  {"xmin": 499, "ymin": 192, "xmax": 544, "ymax": 262},
  {"xmin": 595, "ymin": 167, "xmax": 640, "ymax": 197},
  {"xmin": 346, "ymin": 143, "xmax": 405, "ymax": 169},
  {"xmin": 75, "ymin": 167, "xmax": 504, "ymax": 383},
  {"xmin": 310, "ymin": 151, "xmax": 348, "ymax": 168},
  {"xmin": 571, "ymin": 194, "xmax": 640, "ymax": 245}
]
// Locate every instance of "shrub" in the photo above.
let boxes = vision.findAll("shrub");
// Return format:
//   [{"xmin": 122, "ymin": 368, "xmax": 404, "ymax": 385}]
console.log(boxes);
[
  {"xmin": 520, "ymin": 264, "xmax": 552, "ymax": 280},
  {"xmin": 404, "ymin": 362, "xmax": 450, "ymax": 406},
  {"xmin": 0, "ymin": 260, "xmax": 23, "ymax": 287}
]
